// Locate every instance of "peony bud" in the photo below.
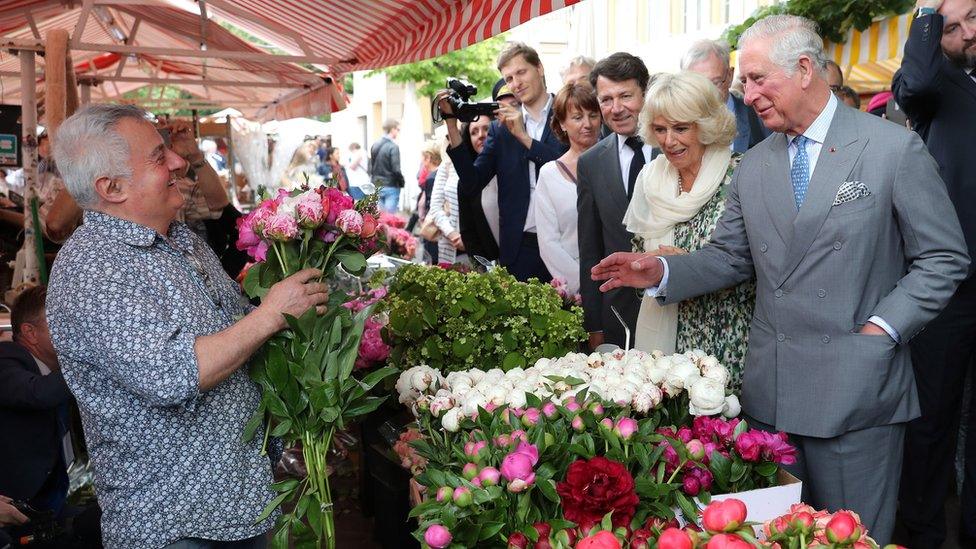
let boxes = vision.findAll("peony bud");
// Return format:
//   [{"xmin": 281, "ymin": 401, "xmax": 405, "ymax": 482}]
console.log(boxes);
[
  {"xmin": 507, "ymin": 532, "xmax": 529, "ymax": 549},
  {"xmin": 336, "ymin": 209, "xmax": 364, "ymax": 236},
  {"xmin": 575, "ymin": 530, "xmax": 621, "ymax": 549},
  {"xmin": 825, "ymin": 511, "xmax": 861, "ymax": 543},
  {"xmin": 572, "ymin": 415, "xmax": 585, "ymax": 432},
  {"xmin": 452, "ymin": 486, "xmax": 473, "ymax": 507},
  {"xmin": 599, "ymin": 417, "xmax": 614, "ymax": 432},
  {"xmin": 478, "ymin": 466, "xmax": 501, "ymax": 486},
  {"xmin": 554, "ymin": 529, "xmax": 577, "ymax": 547},
  {"xmin": 435, "ymin": 486, "xmax": 453, "ymax": 502},
  {"xmin": 704, "ymin": 533, "xmax": 752, "ymax": 549},
  {"xmin": 360, "ymin": 213, "xmax": 378, "ymax": 238},
  {"xmin": 522, "ymin": 407, "xmax": 541, "ymax": 427},
  {"xmin": 533, "ymin": 522, "xmax": 552, "ymax": 540},
  {"xmin": 657, "ymin": 528, "xmax": 693, "ymax": 549},
  {"xmin": 682, "ymin": 475, "xmax": 702, "ymax": 496},
  {"xmin": 791, "ymin": 511, "xmax": 815, "ymax": 534},
  {"xmin": 686, "ymin": 439, "xmax": 706, "ymax": 461},
  {"xmin": 424, "ymin": 524, "xmax": 452, "ymax": 549},
  {"xmin": 613, "ymin": 417, "xmax": 638, "ymax": 440},
  {"xmin": 566, "ymin": 401, "xmax": 581, "ymax": 412},
  {"xmin": 542, "ymin": 402, "xmax": 558, "ymax": 418},
  {"xmin": 462, "ymin": 462, "xmax": 479, "ymax": 481},
  {"xmin": 590, "ymin": 402, "xmax": 605, "ymax": 417},
  {"xmin": 465, "ymin": 440, "xmax": 488, "ymax": 461},
  {"xmin": 701, "ymin": 499, "xmax": 748, "ymax": 533}
]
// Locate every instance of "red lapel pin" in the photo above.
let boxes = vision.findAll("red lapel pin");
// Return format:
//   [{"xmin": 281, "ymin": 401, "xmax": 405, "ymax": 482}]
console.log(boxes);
[{"xmin": 829, "ymin": 147, "xmax": 837, "ymax": 152}]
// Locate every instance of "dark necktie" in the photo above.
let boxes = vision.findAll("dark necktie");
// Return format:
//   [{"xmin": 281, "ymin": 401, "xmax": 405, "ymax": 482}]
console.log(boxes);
[{"xmin": 625, "ymin": 136, "xmax": 645, "ymax": 200}]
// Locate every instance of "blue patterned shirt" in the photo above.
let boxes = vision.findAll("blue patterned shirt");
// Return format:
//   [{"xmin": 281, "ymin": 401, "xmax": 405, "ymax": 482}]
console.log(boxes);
[{"xmin": 47, "ymin": 211, "xmax": 277, "ymax": 548}]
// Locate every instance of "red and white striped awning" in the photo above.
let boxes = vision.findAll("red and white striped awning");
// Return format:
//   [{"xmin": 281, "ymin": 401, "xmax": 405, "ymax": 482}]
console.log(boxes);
[{"xmin": 0, "ymin": 0, "xmax": 579, "ymax": 119}]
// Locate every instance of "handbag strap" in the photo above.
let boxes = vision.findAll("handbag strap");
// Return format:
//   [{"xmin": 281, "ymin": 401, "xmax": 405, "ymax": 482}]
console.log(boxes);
[{"xmin": 554, "ymin": 159, "xmax": 577, "ymax": 184}]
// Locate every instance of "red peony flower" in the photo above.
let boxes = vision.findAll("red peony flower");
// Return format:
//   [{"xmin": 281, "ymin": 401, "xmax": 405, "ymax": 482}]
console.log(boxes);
[{"xmin": 556, "ymin": 457, "xmax": 639, "ymax": 530}]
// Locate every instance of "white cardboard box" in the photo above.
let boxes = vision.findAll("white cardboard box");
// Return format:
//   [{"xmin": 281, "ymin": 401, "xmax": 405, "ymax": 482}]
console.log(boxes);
[{"xmin": 679, "ymin": 469, "xmax": 803, "ymax": 536}]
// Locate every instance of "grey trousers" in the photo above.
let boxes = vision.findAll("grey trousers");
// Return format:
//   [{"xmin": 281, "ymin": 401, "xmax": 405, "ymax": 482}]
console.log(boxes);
[
  {"xmin": 745, "ymin": 415, "xmax": 905, "ymax": 546},
  {"xmin": 161, "ymin": 534, "xmax": 267, "ymax": 549}
]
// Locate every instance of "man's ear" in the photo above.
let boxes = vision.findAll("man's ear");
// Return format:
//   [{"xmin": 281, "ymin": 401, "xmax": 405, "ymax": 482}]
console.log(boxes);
[
  {"xmin": 94, "ymin": 175, "xmax": 126, "ymax": 204},
  {"xmin": 18, "ymin": 322, "xmax": 37, "ymax": 346},
  {"xmin": 796, "ymin": 56, "xmax": 816, "ymax": 89}
]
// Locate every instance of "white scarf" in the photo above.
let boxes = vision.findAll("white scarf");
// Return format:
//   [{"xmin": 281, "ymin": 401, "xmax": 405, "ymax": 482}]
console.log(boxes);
[{"xmin": 622, "ymin": 144, "xmax": 732, "ymax": 354}]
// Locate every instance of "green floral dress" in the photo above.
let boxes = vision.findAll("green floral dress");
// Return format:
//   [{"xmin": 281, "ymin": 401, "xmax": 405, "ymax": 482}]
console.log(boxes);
[{"xmin": 632, "ymin": 155, "xmax": 755, "ymax": 388}]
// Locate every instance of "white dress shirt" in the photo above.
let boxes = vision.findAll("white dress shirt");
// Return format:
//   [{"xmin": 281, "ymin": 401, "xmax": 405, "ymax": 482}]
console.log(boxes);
[
  {"xmin": 649, "ymin": 93, "xmax": 899, "ymax": 341},
  {"xmin": 616, "ymin": 133, "xmax": 655, "ymax": 194},
  {"xmin": 522, "ymin": 94, "xmax": 554, "ymax": 232},
  {"xmin": 534, "ymin": 161, "xmax": 580, "ymax": 293}
]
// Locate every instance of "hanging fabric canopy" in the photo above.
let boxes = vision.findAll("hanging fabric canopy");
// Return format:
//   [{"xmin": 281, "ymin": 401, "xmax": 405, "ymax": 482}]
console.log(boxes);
[
  {"xmin": 0, "ymin": 0, "xmax": 580, "ymax": 119},
  {"xmin": 823, "ymin": 12, "xmax": 912, "ymax": 93}
]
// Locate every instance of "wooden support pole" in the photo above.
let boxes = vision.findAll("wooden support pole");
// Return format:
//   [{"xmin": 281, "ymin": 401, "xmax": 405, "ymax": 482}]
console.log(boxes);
[
  {"xmin": 18, "ymin": 51, "xmax": 39, "ymax": 290},
  {"xmin": 66, "ymin": 53, "xmax": 80, "ymax": 117},
  {"xmin": 80, "ymin": 82, "xmax": 91, "ymax": 105},
  {"xmin": 45, "ymin": 29, "xmax": 69, "ymax": 136}
]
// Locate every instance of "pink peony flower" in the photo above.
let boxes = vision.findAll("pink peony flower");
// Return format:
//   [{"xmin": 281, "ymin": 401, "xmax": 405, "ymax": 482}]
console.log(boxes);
[
  {"xmin": 295, "ymin": 191, "xmax": 325, "ymax": 228},
  {"xmin": 336, "ymin": 209, "xmax": 364, "ymax": 236},
  {"xmin": 522, "ymin": 408, "xmax": 541, "ymax": 427},
  {"xmin": 500, "ymin": 442, "xmax": 538, "ymax": 487},
  {"xmin": 733, "ymin": 431, "xmax": 763, "ymax": 462},
  {"xmin": 262, "ymin": 213, "xmax": 299, "ymax": 241},
  {"xmin": 478, "ymin": 466, "xmax": 501, "ymax": 486},
  {"xmin": 424, "ymin": 524, "xmax": 452, "ymax": 549},
  {"xmin": 360, "ymin": 213, "xmax": 378, "ymax": 238},
  {"xmin": 542, "ymin": 402, "xmax": 557, "ymax": 418},
  {"xmin": 614, "ymin": 417, "xmax": 638, "ymax": 440},
  {"xmin": 758, "ymin": 431, "xmax": 797, "ymax": 465},
  {"xmin": 323, "ymin": 187, "xmax": 354, "ymax": 225}
]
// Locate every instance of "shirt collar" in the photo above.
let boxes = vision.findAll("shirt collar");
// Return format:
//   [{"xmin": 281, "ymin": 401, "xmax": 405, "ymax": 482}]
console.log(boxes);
[
  {"xmin": 726, "ymin": 94, "xmax": 736, "ymax": 112},
  {"xmin": 616, "ymin": 133, "xmax": 643, "ymax": 154},
  {"xmin": 84, "ymin": 210, "xmax": 193, "ymax": 251},
  {"xmin": 522, "ymin": 93, "xmax": 554, "ymax": 124},
  {"xmin": 791, "ymin": 92, "xmax": 838, "ymax": 146}
]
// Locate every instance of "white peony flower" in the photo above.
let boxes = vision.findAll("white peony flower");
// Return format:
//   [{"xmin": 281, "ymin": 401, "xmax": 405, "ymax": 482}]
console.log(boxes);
[
  {"xmin": 688, "ymin": 378, "xmax": 727, "ymax": 416},
  {"xmin": 461, "ymin": 390, "xmax": 489, "ymax": 416},
  {"xmin": 410, "ymin": 367, "xmax": 438, "ymax": 392},
  {"xmin": 507, "ymin": 390, "xmax": 528, "ymax": 409},
  {"xmin": 665, "ymin": 360, "xmax": 699, "ymax": 393},
  {"xmin": 429, "ymin": 395, "xmax": 455, "ymax": 417},
  {"xmin": 632, "ymin": 384, "xmax": 664, "ymax": 414},
  {"xmin": 441, "ymin": 408, "xmax": 462, "ymax": 432},
  {"xmin": 722, "ymin": 394, "xmax": 742, "ymax": 418},
  {"xmin": 701, "ymin": 362, "xmax": 729, "ymax": 387}
]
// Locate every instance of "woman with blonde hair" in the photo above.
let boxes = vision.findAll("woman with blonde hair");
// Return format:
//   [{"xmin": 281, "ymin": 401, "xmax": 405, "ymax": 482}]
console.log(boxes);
[{"xmin": 625, "ymin": 70, "xmax": 755, "ymax": 386}]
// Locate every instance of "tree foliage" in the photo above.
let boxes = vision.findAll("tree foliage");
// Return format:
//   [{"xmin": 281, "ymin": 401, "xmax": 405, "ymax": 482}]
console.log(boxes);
[
  {"xmin": 722, "ymin": 0, "xmax": 914, "ymax": 48},
  {"xmin": 370, "ymin": 34, "xmax": 507, "ymax": 99}
]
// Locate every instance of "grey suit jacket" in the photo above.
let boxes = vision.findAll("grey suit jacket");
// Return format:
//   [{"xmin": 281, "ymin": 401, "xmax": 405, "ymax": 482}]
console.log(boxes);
[
  {"xmin": 661, "ymin": 104, "xmax": 969, "ymax": 438},
  {"xmin": 578, "ymin": 134, "xmax": 640, "ymax": 347}
]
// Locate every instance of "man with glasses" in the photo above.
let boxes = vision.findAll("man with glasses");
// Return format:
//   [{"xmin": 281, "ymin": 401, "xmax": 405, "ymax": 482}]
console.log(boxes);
[
  {"xmin": 46, "ymin": 104, "xmax": 329, "ymax": 548},
  {"xmin": 825, "ymin": 60, "xmax": 845, "ymax": 92},
  {"xmin": 682, "ymin": 39, "xmax": 770, "ymax": 153}
]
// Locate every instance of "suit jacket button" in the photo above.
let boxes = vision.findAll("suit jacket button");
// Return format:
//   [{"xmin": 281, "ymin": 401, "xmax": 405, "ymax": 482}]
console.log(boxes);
[
  {"xmin": 760, "ymin": 243, "xmax": 768, "ymax": 253},
  {"xmin": 822, "ymin": 335, "xmax": 831, "ymax": 343},
  {"xmin": 833, "ymin": 241, "xmax": 843, "ymax": 250},
  {"xmin": 776, "ymin": 333, "xmax": 786, "ymax": 342},
  {"xmin": 774, "ymin": 289, "xmax": 784, "ymax": 298},
  {"xmin": 818, "ymin": 289, "xmax": 827, "ymax": 298}
]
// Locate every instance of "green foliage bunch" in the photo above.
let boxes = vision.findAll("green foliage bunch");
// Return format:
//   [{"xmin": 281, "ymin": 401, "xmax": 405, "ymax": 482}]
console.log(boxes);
[
  {"xmin": 383, "ymin": 265, "xmax": 585, "ymax": 373},
  {"xmin": 722, "ymin": 0, "xmax": 914, "ymax": 48}
]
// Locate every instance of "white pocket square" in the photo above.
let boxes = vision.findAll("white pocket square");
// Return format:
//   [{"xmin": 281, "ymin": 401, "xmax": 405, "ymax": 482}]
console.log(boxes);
[{"xmin": 833, "ymin": 181, "xmax": 871, "ymax": 206}]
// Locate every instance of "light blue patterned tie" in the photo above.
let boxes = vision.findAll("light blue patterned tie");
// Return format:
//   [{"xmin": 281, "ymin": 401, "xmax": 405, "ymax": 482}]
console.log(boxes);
[{"xmin": 791, "ymin": 135, "xmax": 811, "ymax": 209}]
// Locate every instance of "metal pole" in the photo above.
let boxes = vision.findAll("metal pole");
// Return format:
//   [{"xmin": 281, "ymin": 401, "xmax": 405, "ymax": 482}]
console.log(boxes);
[
  {"xmin": 19, "ymin": 51, "xmax": 39, "ymax": 288},
  {"xmin": 80, "ymin": 82, "xmax": 91, "ymax": 104}
]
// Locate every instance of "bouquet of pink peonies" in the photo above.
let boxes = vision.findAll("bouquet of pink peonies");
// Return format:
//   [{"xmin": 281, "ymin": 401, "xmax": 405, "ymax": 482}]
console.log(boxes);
[
  {"xmin": 237, "ymin": 186, "xmax": 397, "ymax": 549},
  {"xmin": 342, "ymin": 287, "xmax": 391, "ymax": 370}
]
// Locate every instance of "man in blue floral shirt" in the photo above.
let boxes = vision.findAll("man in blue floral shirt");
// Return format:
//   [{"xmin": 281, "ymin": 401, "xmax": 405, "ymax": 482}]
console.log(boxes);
[{"xmin": 46, "ymin": 104, "xmax": 329, "ymax": 549}]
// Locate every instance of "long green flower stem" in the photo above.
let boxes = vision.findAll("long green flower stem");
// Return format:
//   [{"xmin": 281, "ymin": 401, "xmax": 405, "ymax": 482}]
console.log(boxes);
[{"xmin": 303, "ymin": 429, "xmax": 336, "ymax": 549}]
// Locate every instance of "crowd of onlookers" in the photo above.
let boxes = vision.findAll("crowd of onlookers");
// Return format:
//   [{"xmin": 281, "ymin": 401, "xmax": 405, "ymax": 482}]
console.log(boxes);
[{"xmin": 0, "ymin": 0, "xmax": 973, "ymax": 547}]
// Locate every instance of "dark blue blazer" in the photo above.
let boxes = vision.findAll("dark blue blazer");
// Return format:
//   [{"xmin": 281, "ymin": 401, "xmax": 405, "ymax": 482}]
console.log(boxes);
[
  {"xmin": 449, "ymin": 103, "xmax": 568, "ymax": 267},
  {"xmin": 730, "ymin": 93, "xmax": 770, "ymax": 154},
  {"xmin": 0, "ymin": 341, "xmax": 71, "ymax": 503},
  {"xmin": 893, "ymin": 13, "xmax": 976, "ymax": 273}
]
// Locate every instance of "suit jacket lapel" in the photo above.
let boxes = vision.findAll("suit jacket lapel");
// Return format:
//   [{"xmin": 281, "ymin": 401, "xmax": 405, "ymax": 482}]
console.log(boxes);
[
  {"xmin": 601, "ymin": 135, "xmax": 629, "ymax": 214},
  {"xmin": 761, "ymin": 133, "xmax": 795, "ymax": 247},
  {"xmin": 947, "ymin": 66, "xmax": 976, "ymax": 103},
  {"xmin": 777, "ymin": 106, "xmax": 865, "ymax": 286}
]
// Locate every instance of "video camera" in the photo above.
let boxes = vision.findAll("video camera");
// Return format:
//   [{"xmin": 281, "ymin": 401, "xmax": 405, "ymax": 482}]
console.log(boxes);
[{"xmin": 433, "ymin": 78, "xmax": 499, "ymax": 123}]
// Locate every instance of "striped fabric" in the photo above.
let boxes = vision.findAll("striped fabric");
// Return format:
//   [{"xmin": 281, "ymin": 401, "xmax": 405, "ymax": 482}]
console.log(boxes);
[{"xmin": 823, "ymin": 12, "xmax": 911, "ymax": 93}]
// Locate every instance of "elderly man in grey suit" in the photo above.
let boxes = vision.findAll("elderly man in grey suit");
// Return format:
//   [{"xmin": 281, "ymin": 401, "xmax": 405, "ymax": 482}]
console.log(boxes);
[
  {"xmin": 592, "ymin": 15, "xmax": 969, "ymax": 543},
  {"xmin": 681, "ymin": 39, "xmax": 770, "ymax": 153},
  {"xmin": 577, "ymin": 53, "xmax": 653, "ymax": 351}
]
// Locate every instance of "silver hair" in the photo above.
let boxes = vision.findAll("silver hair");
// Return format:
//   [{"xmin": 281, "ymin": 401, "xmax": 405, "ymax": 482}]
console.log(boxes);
[
  {"xmin": 561, "ymin": 55, "xmax": 596, "ymax": 78},
  {"xmin": 739, "ymin": 15, "xmax": 829, "ymax": 76},
  {"xmin": 53, "ymin": 103, "xmax": 148, "ymax": 208},
  {"xmin": 680, "ymin": 39, "xmax": 731, "ymax": 70}
]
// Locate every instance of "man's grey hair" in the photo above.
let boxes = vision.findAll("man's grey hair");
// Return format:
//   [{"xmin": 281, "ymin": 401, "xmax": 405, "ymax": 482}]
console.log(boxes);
[
  {"xmin": 561, "ymin": 55, "xmax": 596, "ymax": 78},
  {"xmin": 680, "ymin": 39, "xmax": 731, "ymax": 70},
  {"xmin": 53, "ymin": 103, "xmax": 148, "ymax": 208},
  {"xmin": 739, "ymin": 15, "xmax": 829, "ymax": 76}
]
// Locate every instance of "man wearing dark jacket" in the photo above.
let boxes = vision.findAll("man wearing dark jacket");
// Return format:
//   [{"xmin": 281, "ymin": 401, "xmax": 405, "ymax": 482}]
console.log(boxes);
[
  {"xmin": 893, "ymin": 0, "xmax": 976, "ymax": 547},
  {"xmin": 370, "ymin": 119, "xmax": 405, "ymax": 214}
]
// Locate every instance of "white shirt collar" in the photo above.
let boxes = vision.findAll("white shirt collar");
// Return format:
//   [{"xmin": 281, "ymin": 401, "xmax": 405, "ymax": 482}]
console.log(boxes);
[
  {"xmin": 34, "ymin": 356, "xmax": 52, "ymax": 376},
  {"xmin": 791, "ymin": 92, "xmax": 838, "ymax": 146},
  {"xmin": 616, "ymin": 132, "xmax": 642, "ymax": 153},
  {"xmin": 522, "ymin": 94, "xmax": 554, "ymax": 124}
]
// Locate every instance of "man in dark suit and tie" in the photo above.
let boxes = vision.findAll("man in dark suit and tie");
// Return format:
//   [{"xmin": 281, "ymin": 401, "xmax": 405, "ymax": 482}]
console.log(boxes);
[
  {"xmin": 442, "ymin": 42, "xmax": 568, "ymax": 282},
  {"xmin": 592, "ymin": 15, "xmax": 968, "ymax": 543},
  {"xmin": 577, "ymin": 53, "xmax": 653, "ymax": 350},
  {"xmin": 681, "ymin": 39, "xmax": 770, "ymax": 154},
  {"xmin": 892, "ymin": 0, "xmax": 976, "ymax": 546}
]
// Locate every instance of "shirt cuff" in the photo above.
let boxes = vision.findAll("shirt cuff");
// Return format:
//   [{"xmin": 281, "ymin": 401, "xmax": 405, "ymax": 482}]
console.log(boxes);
[
  {"xmin": 643, "ymin": 257, "xmax": 669, "ymax": 298},
  {"xmin": 867, "ymin": 316, "xmax": 900, "ymax": 343}
]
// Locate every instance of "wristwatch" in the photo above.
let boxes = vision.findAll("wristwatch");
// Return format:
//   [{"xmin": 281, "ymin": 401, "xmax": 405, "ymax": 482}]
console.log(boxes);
[{"xmin": 916, "ymin": 6, "xmax": 937, "ymax": 17}]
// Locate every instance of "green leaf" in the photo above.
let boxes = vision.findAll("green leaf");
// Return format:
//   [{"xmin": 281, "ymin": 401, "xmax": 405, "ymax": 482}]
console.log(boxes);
[
  {"xmin": 675, "ymin": 493, "xmax": 699, "ymax": 525},
  {"xmin": 271, "ymin": 478, "xmax": 300, "ymax": 493},
  {"xmin": 307, "ymin": 497, "xmax": 323, "ymax": 539},
  {"xmin": 537, "ymin": 478, "xmax": 559, "ymax": 503},
  {"xmin": 731, "ymin": 460, "xmax": 748, "ymax": 483},
  {"xmin": 266, "ymin": 346, "xmax": 289, "ymax": 389},
  {"xmin": 256, "ymin": 491, "xmax": 291, "ymax": 524},
  {"xmin": 335, "ymin": 249, "xmax": 367, "ymax": 275},
  {"xmin": 242, "ymin": 406, "xmax": 265, "ymax": 443},
  {"xmin": 271, "ymin": 523, "xmax": 289, "ymax": 549},
  {"xmin": 756, "ymin": 462, "xmax": 778, "ymax": 477},
  {"xmin": 242, "ymin": 262, "xmax": 270, "ymax": 299},
  {"xmin": 344, "ymin": 396, "xmax": 387, "ymax": 419},
  {"xmin": 503, "ymin": 351, "xmax": 526, "ymax": 371},
  {"xmin": 270, "ymin": 419, "xmax": 293, "ymax": 438},
  {"xmin": 479, "ymin": 522, "xmax": 506, "ymax": 541}
]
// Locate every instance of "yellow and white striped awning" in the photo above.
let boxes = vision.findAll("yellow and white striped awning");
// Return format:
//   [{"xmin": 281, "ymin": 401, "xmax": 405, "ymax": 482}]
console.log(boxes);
[{"xmin": 824, "ymin": 12, "xmax": 912, "ymax": 93}]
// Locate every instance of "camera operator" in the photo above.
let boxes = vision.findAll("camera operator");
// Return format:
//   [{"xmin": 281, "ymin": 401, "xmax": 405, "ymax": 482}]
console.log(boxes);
[{"xmin": 437, "ymin": 43, "xmax": 567, "ymax": 282}]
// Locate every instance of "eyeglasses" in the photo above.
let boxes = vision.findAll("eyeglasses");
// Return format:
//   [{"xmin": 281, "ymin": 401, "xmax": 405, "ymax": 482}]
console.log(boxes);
[{"xmin": 829, "ymin": 84, "xmax": 842, "ymax": 92}]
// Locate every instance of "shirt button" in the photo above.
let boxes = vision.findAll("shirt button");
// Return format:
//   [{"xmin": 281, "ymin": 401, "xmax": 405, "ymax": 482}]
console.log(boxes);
[
  {"xmin": 777, "ymin": 333, "xmax": 786, "ymax": 342},
  {"xmin": 818, "ymin": 289, "xmax": 827, "ymax": 298},
  {"xmin": 822, "ymin": 335, "xmax": 831, "ymax": 343},
  {"xmin": 760, "ymin": 243, "xmax": 768, "ymax": 253},
  {"xmin": 833, "ymin": 241, "xmax": 843, "ymax": 250},
  {"xmin": 774, "ymin": 289, "xmax": 784, "ymax": 298}
]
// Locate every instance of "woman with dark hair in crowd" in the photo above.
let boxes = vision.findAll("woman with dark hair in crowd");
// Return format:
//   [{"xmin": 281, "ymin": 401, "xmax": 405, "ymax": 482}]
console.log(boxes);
[
  {"xmin": 456, "ymin": 115, "xmax": 500, "ymax": 263},
  {"xmin": 326, "ymin": 147, "xmax": 349, "ymax": 192}
]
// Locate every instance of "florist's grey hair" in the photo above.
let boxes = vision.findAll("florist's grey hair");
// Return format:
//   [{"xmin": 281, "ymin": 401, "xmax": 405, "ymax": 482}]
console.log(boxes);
[
  {"xmin": 739, "ymin": 15, "xmax": 829, "ymax": 76},
  {"xmin": 680, "ymin": 39, "xmax": 731, "ymax": 70},
  {"xmin": 53, "ymin": 103, "xmax": 148, "ymax": 208}
]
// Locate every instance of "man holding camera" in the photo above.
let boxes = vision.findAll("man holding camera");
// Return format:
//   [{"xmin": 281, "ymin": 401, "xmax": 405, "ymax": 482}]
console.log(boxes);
[{"xmin": 439, "ymin": 42, "xmax": 567, "ymax": 282}]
